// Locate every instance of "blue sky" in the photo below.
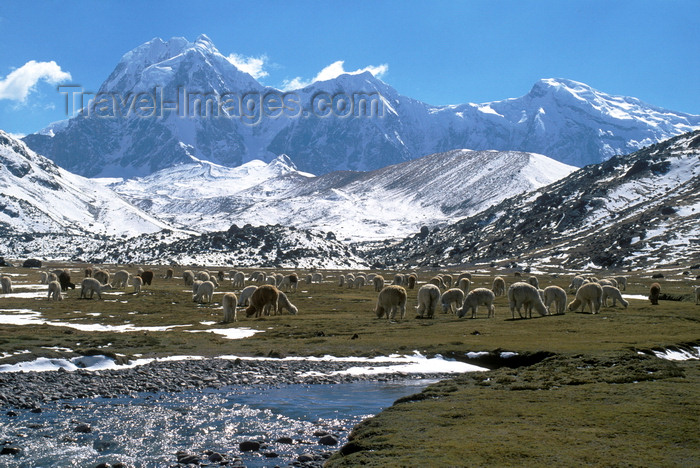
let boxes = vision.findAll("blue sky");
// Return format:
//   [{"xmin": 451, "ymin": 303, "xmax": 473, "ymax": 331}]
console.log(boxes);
[{"xmin": 0, "ymin": 0, "xmax": 698, "ymax": 136}]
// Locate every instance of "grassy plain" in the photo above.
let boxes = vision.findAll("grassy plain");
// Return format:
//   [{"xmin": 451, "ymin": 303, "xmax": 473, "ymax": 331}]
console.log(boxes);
[{"xmin": 0, "ymin": 263, "xmax": 698, "ymax": 466}]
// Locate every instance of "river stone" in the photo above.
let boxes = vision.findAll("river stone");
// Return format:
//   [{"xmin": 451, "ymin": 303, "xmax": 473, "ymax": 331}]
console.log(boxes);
[
  {"xmin": 239, "ymin": 440, "xmax": 261, "ymax": 452},
  {"xmin": 0, "ymin": 446, "xmax": 21, "ymax": 455},
  {"xmin": 275, "ymin": 436, "xmax": 294, "ymax": 444},
  {"xmin": 297, "ymin": 453, "xmax": 315, "ymax": 462},
  {"xmin": 207, "ymin": 452, "xmax": 225, "ymax": 462},
  {"xmin": 73, "ymin": 423, "xmax": 92, "ymax": 433},
  {"xmin": 263, "ymin": 451, "xmax": 279, "ymax": 458},
  {"xmin": 318, "ymin": 435, "xmax": 338, "ymax": 446},
  {"xmin": 175, "ymin": 450, "xmax": 199, "ymax": 464}
]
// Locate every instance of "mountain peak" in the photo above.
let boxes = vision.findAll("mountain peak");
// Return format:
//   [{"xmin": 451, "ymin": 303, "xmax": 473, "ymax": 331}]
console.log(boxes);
[{"xmin": 193, "ymin": 34, "xmax": 218, "ymax": 53}]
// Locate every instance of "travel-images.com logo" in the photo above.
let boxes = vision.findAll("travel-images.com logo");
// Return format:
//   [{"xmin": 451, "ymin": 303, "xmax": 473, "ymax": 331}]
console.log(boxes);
[{"xmin": 58, "ymin": 85, "xmax": 386, "ymax": 125}]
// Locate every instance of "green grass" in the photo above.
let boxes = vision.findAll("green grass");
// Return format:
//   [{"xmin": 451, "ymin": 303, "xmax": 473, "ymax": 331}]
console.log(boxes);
[{"xmin": 1, "ymin": 263, "xmax": 699, "ymax": 466}]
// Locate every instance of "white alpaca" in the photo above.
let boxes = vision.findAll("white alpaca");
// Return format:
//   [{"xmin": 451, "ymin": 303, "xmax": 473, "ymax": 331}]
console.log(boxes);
[
  {"xmin": 543, "ymin": 285, "xmax": 567, "ymax": 315},
  {"xmin": 456, "ymin": 273, "xmax": 472, "ymax": 283},
  {"xmin": 375, "ymin": 285, "xmax": 407, "ymax": 320},
  {"xmin": 47, "ymin": 280, "xmax": 62, "ymax": 301},
  {"xmin": 232, "ymin": 271, "xmax": 245, "ymax": 288},
  {"xmin": 346, "ymin": 273, "xmax": 356, "ymax": 289},
  {"xmin": 183, "ymin": 270, "xmax": 195, "ymax": 286},
  {"xmin": 392, "ymin": 274, "xmax": 403, "ymax": 286},
  {"xmin": 94, "ymin": 270, "xmax": 110, "ymax": 285},
  {"xmin": 457, "ymin": 288, "xmax": 496, "ymax": 319},
  {"xmin": 312, "ymin": 273, "xmax": 323, "ymax": 283},
  {"xmin": 238, "ymin": 286, "xmax": 258, "ymax": 307},
  {"xmin": 568, "ymin": 275, "xmax": 587, "ymax": 291},
  {"xmin": 0, "ymin": 276, "xmax": 12, "ymax": 294},
  {"xmin": 265, "ymin": 275, "xmax": 276, "ymax": 285},
  {"xmin": 440, "ymin": 288, "xmax": 465, "ymax": 314},
  {"xmin": 304, "ymin": 273, "xmax": 313, "ymax": 284},
  {"xmin": 353, "ymin": 276, "xmax": 366, "ymax": 289},
  {"xmin": 373, "ymin": 275, "xmax": 385, "ymax": 292},
  {"xmin": 278, "ymin": 274, "xmax": 298, "ymax": 292},
  {"xmin": 278, "ymin": 291, "xmax": 298, "ymax": 315},
  {"xmin": 196, "ymin": 270, "xmax": 211, "ymax": 282},
  {"xmin": 80, "ymin": 278, "xmax": 112, "ymax": 300},
  {"xmin": 416, "ymin": 284, "xmax": 440, "ymax": 318},
  {"xmin": 428, "ymin": 276, "xmax": 446, "ymax": 289},
  {"xmin": 193, "ymin": 281, "xmax": 216, "ymax": 303},
  {"xmin": 132, "ymin": 276, "xmax": 143, "ymax": 296},
  {"xmin": 40, "ymin": 272, "xmax": 49, "ymax": 284},
  {"xmin": 458, "ymin": 278, "xmax": 471, "ymax": 293},
  {"xmin": 508, "ymin": 282, "xmax": 548, "ymax": 319},
  {"xmin": 614, "ymin": 276, "xmax": 628, "ymax": 291},
  {"xmin": 492, "ymin": 277, "xmax": 506, "ymax": 296},
  {"xmin": 112, "ymin": 270, "xmax": 131, "ymax": 289},
  {"xmin": 527, "ymin": 276, "xmax": 539, "ymax": 289},
  {"xmin": 274, "ymin": 273, "xmax": 284, "ymax": 286},
  {"xmin": 441, "ymin": 274, "xmax": 453, "ymax": 288},
  {"xmin": 568, "ymin": 282, "xmax": 603, "ymax": 314},
  {"xmin": 47, "ymin": 272, "xmax": 58, "ymax": 283},
  {"xmin": 222, "ymin": 292, "xmax": 238, "ymax": 323},
  {"xmin": 597, "ymin": 278, "xmax": 617, "ymax": 288},
  {"xmin": 601, "ymin": 285, "xmax": 628, "ymax": 308}
]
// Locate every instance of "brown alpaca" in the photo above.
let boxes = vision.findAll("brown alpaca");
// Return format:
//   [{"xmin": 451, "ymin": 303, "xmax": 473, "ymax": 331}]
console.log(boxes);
[
  {"xmin": 374, "ymin": 285, "xmax": 408, "ymax": 320},
  {"xmin": 649, "ymin": 283, "xmax": 661, "ymax": 305},
  {"xmin": 245, "ymin": 285, "xmax": 279, "ymax": 317}
]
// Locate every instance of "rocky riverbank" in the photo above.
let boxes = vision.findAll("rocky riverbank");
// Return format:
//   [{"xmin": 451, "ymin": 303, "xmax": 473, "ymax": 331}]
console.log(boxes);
[{"xmin": 0, "ymin": 357, "xmax": 450, "ymax": 410}]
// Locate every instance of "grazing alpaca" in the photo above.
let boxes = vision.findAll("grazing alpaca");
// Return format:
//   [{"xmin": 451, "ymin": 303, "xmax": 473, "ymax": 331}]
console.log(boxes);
[
  {"xmin": 416, "ymin": 284, "xmax": 440, "ymax": 318},
  {"xmin": 456, "ymin": 273, "xmax": 472, "ymax": 282},
  {"xmin": 47, "ymin": 272, "xmax": 58, "ymax": 283},
  {"xmin": 601, "ymin": 285, "xmax": 628, "ymax": 308},
  {"xmin": 165, "ymin": 268, "xmax": 174, "ymax": 280},
  {"xmin": 597, "ymin": 278, "xmax": 617, "ymax": 288},
  {"xmin": 265, "ymin": 276, "xmax": 276, "ymax": 285},
  {"xmin": 85, "ymin": 267, "xmax": 93, "ymax": 278},
  {"xmin": 277, "ymin": 291, "xmax": 298, "ymax": 315},
  {"xmin": 232, "ymin": 271, "xmax": 246, "ymax": 288},
  {"xmin": 568, "ymin": 282, "xmax": 603, "ymax": 314},
  {"xmin": 80, "ymin": 278, "xmax": 112, "ymax": 300},
  {"xmin": 527, "ymin": 276, "xmax": 539, "ymax": 289},
  {"xmin": 311, "ymin": 273, "xmax": 323, "ymax": 283},
  {"xmin": 40, "ymin": 272, "xmax": 49, "ymax": 284},
  {"xmin": 373, "ymin": 275, "xmax": 385, "ymax": 292},
  {"xmin": 458, "ymin": 278, "xmax": 471, "ymax": 293},
  {"xmin": 193, "ymin": 281, "xmax": 216, "ymax": 304},
  {"xmin": 182, "ymin": 270, "xmax": 195, "ymax": 286},
  {"xmin": 407, "ymin": 274, "xmax": 417, "ymax": 290},
  {"xmin": 0, "ymin": 276, "xmax": 13, "ymax": 294},
  {"xmin": 392, "ymin": 274, "xmax": 403, "ymax": 286},
  {"xmin": 614, "ymin": 276, "xmax": 628, "ymax": 291},
  {"xmin": 140, "ymin": 271, "xmax": 154, "ymax": 286},
  {"xmin": 457, "ymin": 288, "xmax": 496, "ymax": 319},
  {"xmin": 353, "ymin": 276, "xmax": 366, "ymax": 289},
  {"xmin": 441, "ymin": 274, "xmax": 453, "ymax": 288},
  {"xmin": 440, "ymin": 288, "xmax": 465, "ymax": 314},
  {"xmin": 695, "ymin": 286, "xmax": 700, "ymax": 305},
  {"xmin": 222, "ymin": 292, "xmax": 238, "ymax": 323},
  {"xmin": 375, "ymin": 285, "xmax": 407, "ymax": 320},
  {"xmin": 58, "ymin": 270, "xmax": 75, "ymax": 291},
  {"xmin": 132, "ymin": 276, "xmax": 143, "ymax": 296},
  {"xmin": 196, "ymin": 271, "xmax": 211, "ymax": 282},
  {"xmin": 245, "ymin": 285, "xmax": 279, "ymax": 318},
  {"xmin": 338, "ymin": 275, "xmax": 345, "ymax": 287},
  {"xmin": 47, "ymin": 280, "xmax": 63, "ymax": 301},
  {"xmin": 428, "ymin": 276, "xmax": 446, "ymax": 289},
  {"xmin": 649, "ymin": 283, "xmax": 661, "ymax": 305},
  {"xmin": 278, "ymin": 273, "xmax": 298, "ymax": 292},
  {"xmin": 217, "ymin": 271, "xmax": 225, "ymax": 281},
  {"xmin": 514, "ymin": 272, "xmax": 522, "ymax": 279},
  {"xmin": 112, "ymin": 270, "xmax": 131, "ymax": 289},
  {"xmin": 543, "ymin": 285, "xmax": 567, "ymax": 315},
  {"xmin": 508, "ymin": 282, "xmax": 548, "ymax": 319},
  {"xmin": 492, "ymin": 277, "xmax": 506, "ymax": 296},
  {"xmin": 568, "ymin": 275, "xmax": 587, "ymax": 291},
  {"xmin": 94, "ymin": 270, "xmax": 110, "ymax": 285},
  {"xmin": 238, "ymin": 286, "xmax": 257, "ymax": 307}
]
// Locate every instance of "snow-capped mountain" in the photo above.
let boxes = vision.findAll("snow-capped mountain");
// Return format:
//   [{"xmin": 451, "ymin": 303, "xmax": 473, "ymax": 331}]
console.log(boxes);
[
  {"xmin": 0, "ymin": 130, "xmax": 173, "ymax": 237},
  {"xmin": 23, "ymin": 35, "xmax": 700, "ymax": 178},
  {"xmin": 108, "ymin": 149, "xmax": 576, "ymax": 241},
  {"xmin": 368, "ymin": 130, "xmax": 700, "ymax": 270}
]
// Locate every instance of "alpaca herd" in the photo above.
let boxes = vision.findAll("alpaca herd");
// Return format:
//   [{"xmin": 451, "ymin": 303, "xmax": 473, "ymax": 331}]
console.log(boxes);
[{"xmin": 2, "ymin": 264, "xmax": 696, "ymax": 328}]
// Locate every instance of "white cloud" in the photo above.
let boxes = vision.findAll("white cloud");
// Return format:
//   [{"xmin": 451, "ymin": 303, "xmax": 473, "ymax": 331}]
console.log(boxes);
[
  {"xmin": 0, "ymin": 60, "xmax": 72, "ymax": 102},
  {"xmin": 280, "ymin": 60, "xmax": 388, "ymax": 91},
  {"xmin": 226, "ymin": 53, "xmax": 269, "ymax": 80}
]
